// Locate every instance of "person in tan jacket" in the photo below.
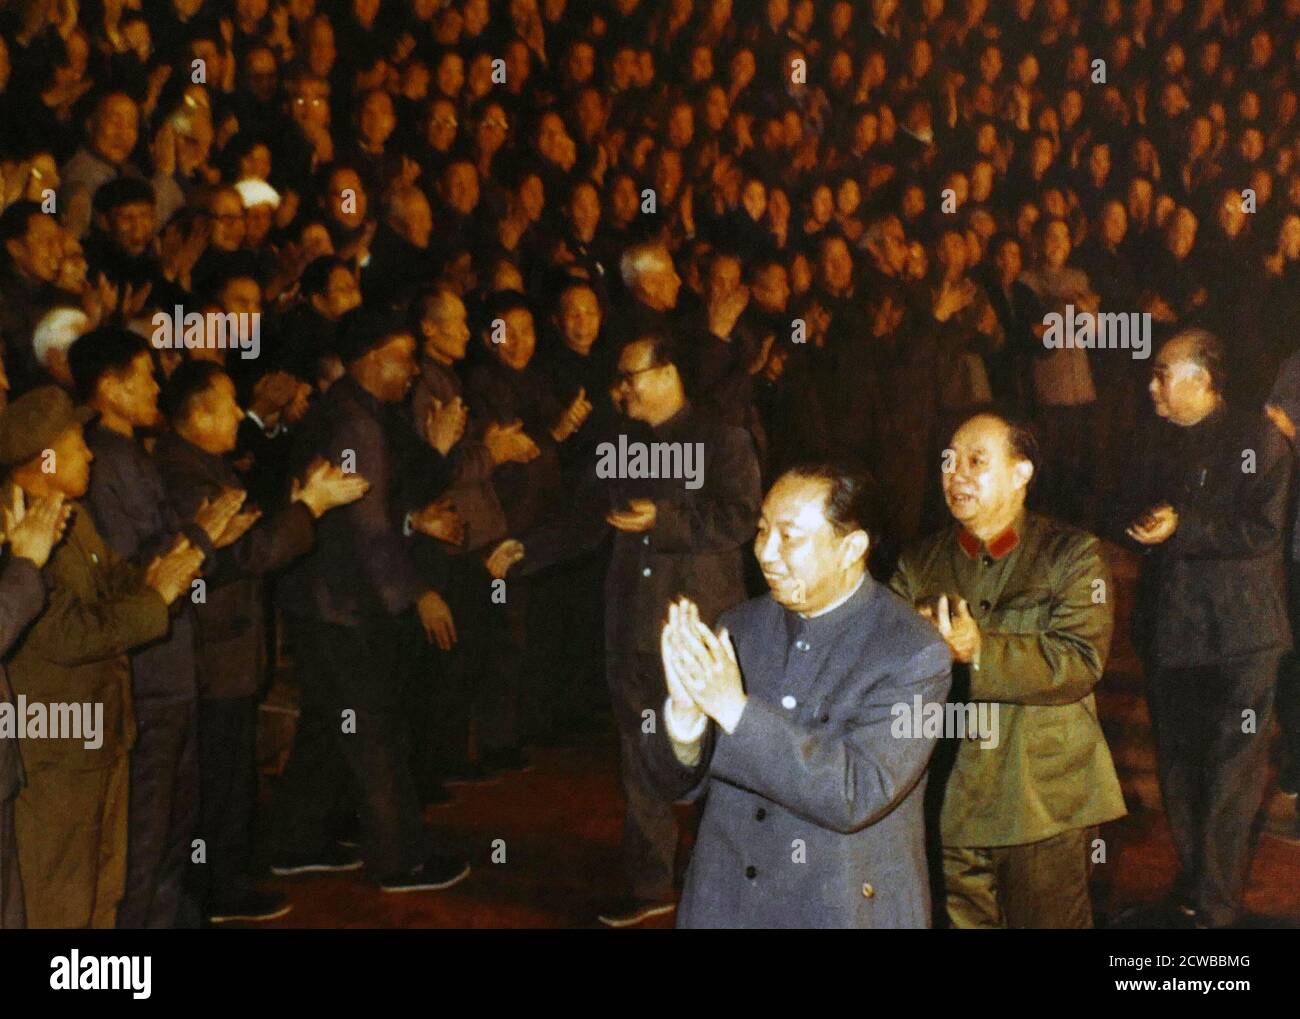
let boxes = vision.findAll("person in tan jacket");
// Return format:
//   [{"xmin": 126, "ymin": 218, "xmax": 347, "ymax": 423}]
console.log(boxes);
[
  {"xmin": 0, "ymin": 386, "xmax": 201, "ymax": 928},
  {"xmin": 890, "ymin": 412, "xmax": 1126, "ymax": 928}
]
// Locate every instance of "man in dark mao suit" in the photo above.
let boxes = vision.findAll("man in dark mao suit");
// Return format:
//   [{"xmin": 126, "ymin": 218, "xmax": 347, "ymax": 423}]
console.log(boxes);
[
  {"xmin": 647, "ymin": 464, "xmax": 952, "ymax": 928},
  {"xmin": 510, "ymin": 332, "xmax": 761, "ymax": 927}
]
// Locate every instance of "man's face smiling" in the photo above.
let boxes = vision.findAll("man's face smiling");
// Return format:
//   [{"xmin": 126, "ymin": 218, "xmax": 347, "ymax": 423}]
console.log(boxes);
[{"xmin": 755, "ymin": 474, "xmax": 860, "ymax": 615}]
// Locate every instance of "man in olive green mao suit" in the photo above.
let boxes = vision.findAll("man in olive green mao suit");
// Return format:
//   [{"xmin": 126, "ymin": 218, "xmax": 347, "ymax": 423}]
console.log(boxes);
[
  {"xmin": 890, "ymin": 413, "xmax": 1125, "ymax": 928},
  {"xmin": 0, "ymin": 388, "xmax": 202, "ymax": 928}
]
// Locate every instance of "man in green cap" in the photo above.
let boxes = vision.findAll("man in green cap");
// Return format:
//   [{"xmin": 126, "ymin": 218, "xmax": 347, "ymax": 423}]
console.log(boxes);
[
  {"xmin": 0, "ymin": 385, "xmax": 203, "ymax": 928},
  {"xmin": 890, "ymin": 412, "xmax": 1125, "ymax": 928}
]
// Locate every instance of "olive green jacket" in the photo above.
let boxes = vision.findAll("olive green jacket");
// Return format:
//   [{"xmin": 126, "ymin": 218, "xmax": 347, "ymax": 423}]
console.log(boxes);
[
  {"xmin": 889, "ymin": 510, "xmax": 1126, "ymax": 847},
  {"xmin": 4, "ymin": 489, "xmax": 171, "ymax": 771}
]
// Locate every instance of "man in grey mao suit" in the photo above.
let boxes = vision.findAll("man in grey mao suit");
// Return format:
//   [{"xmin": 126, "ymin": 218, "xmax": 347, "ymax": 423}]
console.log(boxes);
[{"xmin": 647, "ymin": 463, "xmax": 952, "ymax": 928}]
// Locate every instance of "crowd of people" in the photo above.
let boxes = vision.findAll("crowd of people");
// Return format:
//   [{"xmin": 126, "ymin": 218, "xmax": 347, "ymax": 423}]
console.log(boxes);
[{"xmin": 0, "ymin": 0, "xmax": 1299, "ymax": 929}]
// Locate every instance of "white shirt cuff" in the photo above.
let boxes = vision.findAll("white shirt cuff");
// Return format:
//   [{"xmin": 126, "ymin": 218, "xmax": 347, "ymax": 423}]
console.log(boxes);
[{"xmin": 663, "ymin": 695, "xmax": 707, "ymax": 744}]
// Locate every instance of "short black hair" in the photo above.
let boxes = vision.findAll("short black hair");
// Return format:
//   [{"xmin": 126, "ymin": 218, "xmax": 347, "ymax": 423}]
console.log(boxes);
[
  {"xmin": 781, "ymin": 460, "xmax": 883, "ymax": 548},
  {"xmin": 0, "ymin": 201, "xmax": 45, "ymax": 248},
  {"xmin": 1002, "ymin": 416, "xmax": 1041, "ymax": 481},
  {"xmin": 478, "ymin": 290, "xmax": 533, "ymax": 333},
  {"xmin": 68, "ymin": 326, "xmax": 152, "ymax": 404},
  {"xmin": 162, "ymin": 359, "xmax": 228, "ymax": 425},
  {"xmin": 93, "ymin": 176, "xmax": 156, "ymax": 215},
  {"xmin": 300, "ymin": 255, "xmax": 351, "ymax": 299}
]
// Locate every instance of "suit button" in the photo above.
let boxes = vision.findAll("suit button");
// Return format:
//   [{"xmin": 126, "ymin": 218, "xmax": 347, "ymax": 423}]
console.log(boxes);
[
  {"xmin": 861, "ymin": 882, "xmax": 875, "ymax": 899},
  {"xmin": 641, "ymin": 567, "xmax": 652, "ymax": 577},
  {"xmin": 982, "ymin": 555, "xmax": 993, "ymax": 567},
  {"xmin": 979, "ymin": 600, "xmax": 991, "ymax": 611},
  {"xmin": 820, "ymin": 713, "xmax": 830, "ymax": 724},
  {"xmin": 642, "ymin": 536, "xmax": 650, "ymax": 545},
  {"xmin": 745, "ymin": 866, "xmax": 757, "ymax": 879},
  {"xmin": 755, "ymin": 808, "xmax": 766, "ymax": 821},
  {"xmin": 794, "ymin": 639, "xmax": 810, "ymax": 651}
]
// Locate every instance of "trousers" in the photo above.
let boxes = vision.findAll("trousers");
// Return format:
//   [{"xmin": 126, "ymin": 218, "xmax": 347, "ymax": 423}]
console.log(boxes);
[
  {"xmin": 272, "ymin": 615, "xmax": 430, "ymax": 879},
  {"xmin": 117, "ymin": 698, "xmax": 198, "ymax": 928},
  {"xmin": 607, "ymin": 652, "xmax": 677, "ymax": 902},
  {"xmin": 1147, "ymin": 650, "xmax": 1281, "ymax": 926},
  {"xmin": 15, "ymin": 753, "xmax": 129, "ymax": 928},
  {"xmin": 943, "ymin": 826, "xmax": 1095, "ymax": 929}
]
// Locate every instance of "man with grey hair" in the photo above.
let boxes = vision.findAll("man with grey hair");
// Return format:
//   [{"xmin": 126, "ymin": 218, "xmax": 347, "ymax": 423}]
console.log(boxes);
[
  {"xmin": 32, "ymin": 307, "xmax": 90, "ymax": 389},
  {"xmin": 612, "ymin": 242, "xmax": 685, "ymax": 350},
  {"xmin": 1116, "ymin": 327, "xmax": 1293, "ymax": 928}
]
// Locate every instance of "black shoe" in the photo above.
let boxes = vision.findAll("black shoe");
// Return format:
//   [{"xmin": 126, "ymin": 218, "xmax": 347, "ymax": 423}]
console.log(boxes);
[
  {"xmin": 379, "ymin": 855, "xmax": 471, "ymax": 893},
  {"xmin": 442, "ymin": 762, "xmax": 499, "ymax": 786},
  {"xmin": 208, "ymin": 890, "xmax": 294, "ymax": 924},
  {"xmin": 596, "ymin": 897, "xmax": 676, "ymax": 928},
  {"xmin": 270, "ymin": 845, "xmax": 364, "ymax": 876},
  {"xmin": 481, "ymin": 748, "xmax": 533, "ymax": 775}
]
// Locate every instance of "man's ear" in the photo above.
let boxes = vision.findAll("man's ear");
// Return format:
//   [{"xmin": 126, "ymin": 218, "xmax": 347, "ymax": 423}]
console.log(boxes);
[
  {"xmin": 2, "ymin": 238, "xmax": 21, "ymax": 263},
  {"xmin": 1014, "ymin": 458, "xmax": 1034, "ymax": 490},
  {"xmin": 840, "ymin": 528, "xmax": 870, "ymax": 569}
]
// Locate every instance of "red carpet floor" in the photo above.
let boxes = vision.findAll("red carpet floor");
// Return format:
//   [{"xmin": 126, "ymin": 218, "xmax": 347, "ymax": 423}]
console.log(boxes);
[
  {"xmin": 242, "ymin": 738, "xmax": 1300, "ymax": 929},
  {"xmin": 243, "ymin": 544, "xmax": 1300, "ymax": 929}
]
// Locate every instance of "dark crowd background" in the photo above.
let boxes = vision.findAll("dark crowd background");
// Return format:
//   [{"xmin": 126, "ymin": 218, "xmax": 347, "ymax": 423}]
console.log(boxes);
[{"xmin": 2, "ymin": 0, "xmax": 1300, "ymax": 926}]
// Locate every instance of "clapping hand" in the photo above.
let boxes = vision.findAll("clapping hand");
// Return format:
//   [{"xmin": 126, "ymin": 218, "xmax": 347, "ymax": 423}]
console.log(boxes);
[
  {"xmin": 193, "ymin": 488, "xmax": 246, "ymax": 546},
  {"xmin": 426, "ymin": 396, "xmax": 468, "ymax": 455},
  {"xmin": 485, "ymin": 538, "xmax": 525, "ymax": 579},
  {"xmin": 661, "ymin": 597, "xmax": 746, "ymax": 734},
  {"xmin": 550, "ymin": 387, "xmax": 593, "ymax": 442},
  {"xmin": 1126, "ymin": 503, "xmax": 1178, "ymax": 545},
  {"xmin": 2, "ymin": 490, "xmax": 72, "ymax": 568},
  {"xmin": 484, "ymin": 419, "xmax": 541, "ymax": 464},
  {"xmin": 144, "ymin": 537, "xmax": 205, "ymax": 605},
  {"xmin": 606, "ymin": 498, "xmax": 656, "ymax": 533},
  {"xmin": 918, "ymin": 594, "xmax": 980, "ymax": 664},
  {"xmin": 292, "ymin": 459, "xmax": 370, "ymax": 518},
  {"xmin": 411, "ymin": 497, "xmax": 465, "ymax": 545}
]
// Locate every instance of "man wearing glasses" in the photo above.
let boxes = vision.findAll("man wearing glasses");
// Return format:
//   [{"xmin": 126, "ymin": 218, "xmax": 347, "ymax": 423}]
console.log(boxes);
[{"xmin": 502, "ymin": 331, "xmax": 761, "ymax": 927}]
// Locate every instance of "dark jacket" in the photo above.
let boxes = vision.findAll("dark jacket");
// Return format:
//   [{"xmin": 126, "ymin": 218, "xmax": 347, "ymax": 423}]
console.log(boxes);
[
  {"xmin": 0, "ymin": 557, "xmax": 47, "ymax": 801},
  {"xmin": 84, "ymin": 424, "xmax": 212, "ymax": 705},
  {"xmin": 153, "ymin": 432, "xmax": 316, "ymax": 699},
  {"xmin": 644, "ymin": 579, "xmax": 952, "ymax": 928},
  {"xmin": 410, "ymin": 356, "xmax": 507, "ymax": 551},
  {"xmin": 1115, "ymin": 404, "xmax": 1294, "ymax": 668},
  {"xmin": 520, "ymin": 404, "xmax": 761, "ymax": 655},
  {"xmin": 277, "ymin": 376, "xmax": 432, "ymax": 625}
]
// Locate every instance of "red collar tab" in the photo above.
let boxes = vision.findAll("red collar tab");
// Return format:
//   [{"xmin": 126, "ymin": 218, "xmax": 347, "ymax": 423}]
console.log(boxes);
[{"xmin": 958, "ymin": 525, "xmax": 1020, "ymax": 560}]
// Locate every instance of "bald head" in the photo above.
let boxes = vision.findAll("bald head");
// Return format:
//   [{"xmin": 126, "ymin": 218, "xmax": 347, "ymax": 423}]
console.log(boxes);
[{"xmin": 1149, "ymin": 329, "xmax": 1223, "ymax": 426}]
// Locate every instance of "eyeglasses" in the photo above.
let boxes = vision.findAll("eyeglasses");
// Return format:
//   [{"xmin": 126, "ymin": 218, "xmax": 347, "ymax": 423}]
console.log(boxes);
[
  {"xmin": 431, "ymin": 116, "xmax": 458, "ymax": 127},
  {"xmin": 612, "ymin": 364, "xmax": 662, "ymax": 388},
  {"xmin": 482, "ymin": 117, "xmax": 509, "ymax": 130},
  {"xmin": 293, "ymin": 96, "xmax": 328, "ymax": 108}
]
